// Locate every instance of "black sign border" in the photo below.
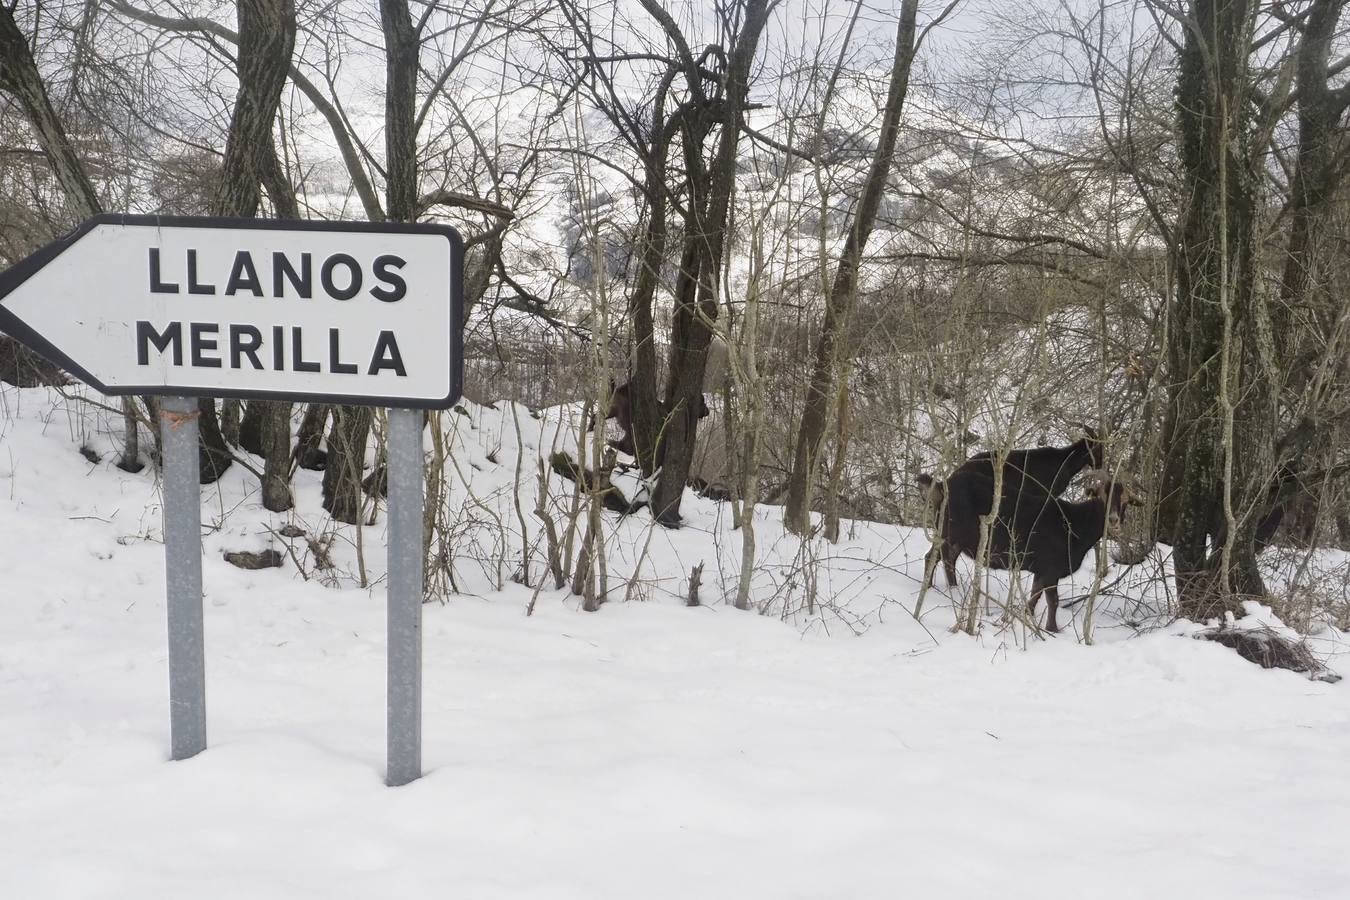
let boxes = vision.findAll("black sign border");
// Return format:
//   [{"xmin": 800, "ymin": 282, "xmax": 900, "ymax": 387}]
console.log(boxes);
[{"xmin": 0, "ymin": 214, "xmax": 464, "ymax": 410}]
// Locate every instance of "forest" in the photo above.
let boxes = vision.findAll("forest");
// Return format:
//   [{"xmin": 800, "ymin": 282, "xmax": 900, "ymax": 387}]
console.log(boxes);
[
  {"xmin": 4, "ymin": 1, "xmax": 1350, "ymax": 895},
  {"xmin": 3, "ymin": 0, "xmax": 1350, "ymax": 636}
]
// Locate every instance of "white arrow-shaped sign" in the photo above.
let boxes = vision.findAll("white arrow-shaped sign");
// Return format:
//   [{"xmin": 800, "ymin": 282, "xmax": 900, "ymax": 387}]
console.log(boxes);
[{"xmin": 0, "ymin": 215, "xmax": 463, "ymax": 408}]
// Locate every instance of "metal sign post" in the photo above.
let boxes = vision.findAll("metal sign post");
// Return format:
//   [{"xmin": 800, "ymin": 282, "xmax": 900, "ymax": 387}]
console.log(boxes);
[
  {"xmin": 0, "ymin": 215, "xmax": 463, "ymax": 785},
  {"xmin": 161, "ymin": 395, "xmax": 207, "ymax": 760},
  {"xmin": 385, "ymin": 407, "xmax": 424, "ymax": 786}
]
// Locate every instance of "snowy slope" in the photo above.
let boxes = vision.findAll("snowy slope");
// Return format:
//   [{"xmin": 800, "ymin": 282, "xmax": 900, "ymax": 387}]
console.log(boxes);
[{"xmin": 1, "ymin": 384, "xmax": 1348, "ymax": 899}]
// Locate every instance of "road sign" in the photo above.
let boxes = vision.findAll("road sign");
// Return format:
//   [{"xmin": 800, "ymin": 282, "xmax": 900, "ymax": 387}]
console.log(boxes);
[
  {"xmin": 0, "ymin": 214, "xmax": 459, "ymax": 786},
  {"xmin": 0, "ymin": 214, "xmax": 463, "ymax": 409}
]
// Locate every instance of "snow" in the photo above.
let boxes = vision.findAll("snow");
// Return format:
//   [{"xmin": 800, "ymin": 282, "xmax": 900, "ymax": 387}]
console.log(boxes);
[{"xmin": 1, "ymin": 384, "xmax": 1348, "ymax": 898}]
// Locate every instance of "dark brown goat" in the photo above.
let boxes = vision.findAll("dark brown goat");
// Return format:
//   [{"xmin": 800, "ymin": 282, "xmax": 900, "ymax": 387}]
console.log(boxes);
[
  {"xmin": 919, "ymin": 426, "xmax": 1104, "ymax": 509},
  {"xmin": 587, "ymin": 381, "xmax": 709, "ymax": 457},
  {"xmin": 918, "ymin": 426, "xmax": 1104, "ymax": 579},
  {"xmin": 926, "ymin": 469, "xmax": 1138, "ymax": 632}
]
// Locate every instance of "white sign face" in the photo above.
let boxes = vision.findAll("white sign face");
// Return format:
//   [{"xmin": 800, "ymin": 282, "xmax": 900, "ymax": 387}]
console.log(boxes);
[{"xmin": 0, "ymin": 216, "xmax": 463, "ymax": 408}]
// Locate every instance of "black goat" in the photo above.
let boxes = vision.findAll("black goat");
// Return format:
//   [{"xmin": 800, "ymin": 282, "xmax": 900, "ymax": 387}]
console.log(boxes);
[
  {"xmin": 587, "ymin": 381, "xmax": 710, "ymax": 457},
  {"xmin": 926, "ymin": 469, "xmax": 1138, "ymax": 632},
  {"xmin": 919, "ymin": 425, "xmax": 1103, "ymax": 508},
  {"xmin": 918, "ymin": 426, "xmax": 1104, "ymax": 578}
]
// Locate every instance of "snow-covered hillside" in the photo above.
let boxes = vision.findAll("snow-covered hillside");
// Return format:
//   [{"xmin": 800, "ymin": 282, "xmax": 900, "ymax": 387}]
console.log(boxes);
[{"xmin": 1, "ymin": 385, "xmax": 1348, "ymax": 899}]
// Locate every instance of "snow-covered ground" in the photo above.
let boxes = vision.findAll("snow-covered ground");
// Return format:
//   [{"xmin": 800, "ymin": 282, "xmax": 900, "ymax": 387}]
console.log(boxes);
[{"xmin": 1, "ymin": 385, "xmax": 1348, "ymax": 899}]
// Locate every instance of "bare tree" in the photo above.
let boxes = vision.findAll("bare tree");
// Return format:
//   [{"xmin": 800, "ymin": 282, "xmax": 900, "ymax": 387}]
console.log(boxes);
[
  {"xmin": 644, "ymin": 0, "xmax": 776, "ymax": 526},
  {"xmin": 783, "ymin": 0, "xmax": 927, "ymax": 536}
]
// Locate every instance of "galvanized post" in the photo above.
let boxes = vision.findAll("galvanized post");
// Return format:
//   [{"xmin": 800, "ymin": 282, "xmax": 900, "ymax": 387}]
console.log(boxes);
[
  {"xmin": 386, "ymin": 407, "xmax": 424, "ymax": 786},
  {"xmin": 160, "ymin": 395, "xmax": 207, "ymax": 760}
]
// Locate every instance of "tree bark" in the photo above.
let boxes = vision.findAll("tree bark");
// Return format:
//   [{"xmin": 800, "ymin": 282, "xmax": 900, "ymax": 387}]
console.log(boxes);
[
  {"xmin": 322, "ymin": 405, "xmax": 373, "ymax": 524},
  {"xmin": 1276, "ymin": 0, "xmax": 1348, "ymax": 350},
  {"xmin": 210, "ymin": 0, "xmax": 297, "ymax": 510},
  {"xmin": 381, "ymin": 0, "xmax": 418, "ymax": 223},
  {"xmin": 1164, "ymin": 0, "xmax": 1271, "ymax": 618},
  {"xmin": 237, "ymin": 401, "xmax": 267, "ymax": 456},
  {"xmin": 295, "ymin": 403, "xmax": 330, "ymax": 468},
  {"xmin": 625, "ymin": 67, "xmax": 681, "ymax": 477},
  {"xmin": 214, "ymin": 1, "xmax": 298, "ymax": 221},
  {"xmin": 221, "ymin": 399, "xmax": 242, "ymax": 446},
  {"xmin": 784, "ymin": 0, "xmax": 919, "ymax": 536}
]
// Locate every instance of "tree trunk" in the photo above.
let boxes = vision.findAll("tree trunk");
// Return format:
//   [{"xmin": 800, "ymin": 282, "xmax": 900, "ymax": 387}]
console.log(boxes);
[
  {"xmin": 295, "ymin": 403, "xmax": 330, "ymax": 468},
  {"xmin": 322, "ymin": 405, "xmax": 374, "ymax": 524},
  {"xmin": 214, "ymin": 0, "xmax": 297, "ymax": 221},
  {"xmin": 207, "ymin": 0, "xmax": 297, "ymax": 509},
  {"xmin": 238, "ymin": 401, "xmax": 267, "ymax": 456},
  {"xmin": 625, "ymin": 68, "xmax": 680, "ymax": 477},
  {"xmin": 258, "ymin": 401, "xmax": 293, "ymax": 511},
  {"xmin": 381, "ymin": 0, "xmax": 418, "ymax": 224},
  {"xmin": 221, "ymin": 399, "xmax": 242, "ymax": 446},
  {"xmin": 649, "ymin": 0, "xmax": 773, "ymax": 526},
  {"xmin": 652, "ymin": 234, "xmax": 708, "ymax": 526},
  {"xmin": 197, "ymin": 397, "xmax": 234, "ymax": 483},
  {"xmin": 784, "ymin": 0, "xmax": 919, "ymax": 535},
  {"xmin": 1269, "ymin": 0, "xmax": 1350, "ymax": 530},
  {"xmin": 1276, "ymin": 0, "xmax": 1348, "ymax": 356},
  {"xmin": 1166, "ymin": 0, "xmax": 1270, "ymax": 618}
]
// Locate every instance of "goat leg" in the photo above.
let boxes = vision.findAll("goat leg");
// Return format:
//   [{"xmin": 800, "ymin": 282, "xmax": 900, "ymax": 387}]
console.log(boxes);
[
  {"xmin": 941, "ymin": 544, "xmax": 959, "ymax": 587},
  {"xmin": 1044, "ymin": 584, "xmax": 1061, "ymax": 634},
  {"xmin": 1028, "ymin": 578, "xmax": 1061, "ymax": 633}
]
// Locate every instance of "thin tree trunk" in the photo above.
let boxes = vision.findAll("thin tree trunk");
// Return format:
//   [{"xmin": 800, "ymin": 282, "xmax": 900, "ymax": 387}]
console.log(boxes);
[
  {"xmin": 823, "ymin": 380, "xmax": 851, "ymax": 542},
  {"xmin": 381, "ymin": 0, "xmax": 418, "ymax": 224},
  {"xmin": 197, "ymin": 397, "xmax": 234, "ymax": 483},
  {"xmin": 784, "ymin": 0, "xmax": 919, "ymax": 535}
]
